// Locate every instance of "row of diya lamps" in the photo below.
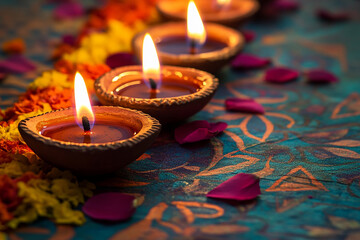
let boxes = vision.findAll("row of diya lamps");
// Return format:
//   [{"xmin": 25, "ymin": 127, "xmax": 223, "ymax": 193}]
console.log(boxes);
[{"xmin": 18, "ymin": 0, "xmax": 259, "ymax": 175}]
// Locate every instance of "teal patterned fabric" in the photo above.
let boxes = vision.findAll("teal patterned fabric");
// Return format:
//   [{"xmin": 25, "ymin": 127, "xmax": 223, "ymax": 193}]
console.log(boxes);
[{"xmin": 2, "ymin": 0, "xmax": 360, "ymax": 239}]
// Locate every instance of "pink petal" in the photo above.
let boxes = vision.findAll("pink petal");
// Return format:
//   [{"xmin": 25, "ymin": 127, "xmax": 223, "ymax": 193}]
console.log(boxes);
[
  {"xmin": 231, "ymin": 54, "xmax": 271, "ymax": 69},
  {"xmin": 243, "ymin": 30, "xmax": 256, "ymax": 43},
  {"xmin": 209, "ymin": 122, "xmax": 228, "ymax": 134},
  {"xmin": 306, "ymin": 69, "xmax": 338, "ymax": 83},
  {"xmin": 265, "ymin": 67, "xmax": 299, "ymax": 83},
  {"xmin": 82, "ymin": 193, "xmax": 136, "ymax": 221},
  {"xmin": 54, "ymin": 2, "xmax": 84, "ymax": 20},
  {"xmin": 175, "ymin": 120, "xmax": 227, "ymax": 144},
  {"xmin": 273, "ymin": 0, "xmax": 300, "ymax": 11},
  {"xmin": 105, "ymin": 53, "xmax": 137, "ymax": 69},
  {"xmin": 62, "ymin": 34, "xmax": 77, "ymax": 46},
  {"xmin": 316, "ymin": 9, "xmax": 350, "ymax": 22},
  {"xmin": 225, "ymin": 98, "xmax": 265, "ymax": 114},
  {"xmin": 207, "ymin": 173, "xmax": 261, "ymax": 201},
  {"xmin": 0, "ymin": 55, "xmax": 36, "ymax": 74}
]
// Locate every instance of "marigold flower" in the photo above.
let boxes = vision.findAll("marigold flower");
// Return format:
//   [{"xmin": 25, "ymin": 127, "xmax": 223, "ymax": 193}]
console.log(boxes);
[
  {"xmin": 0, "ymin": 175, "xmax": 22, "ymax": 225},
  {"xmin": 2, "ymin": 38, "xmax": 25, "ymax": 54},
  {"xmin": 29, "ymin": 70, "xmax": 72, "ymax": 90},
  {"xmin": 51, "ymin": 179, "xmax": 85, "ymax": 206},
  {"xmin": 53, "ymin": 202, "xmax": 85, "ymax": 225}
]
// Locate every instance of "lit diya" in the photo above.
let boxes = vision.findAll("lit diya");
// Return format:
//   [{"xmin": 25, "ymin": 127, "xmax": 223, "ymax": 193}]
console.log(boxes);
[
  {"xmin": 157, "ymin": 0, "xmax": 259, "ymax": 28},
  {"xmin": 95, "ymin": 34, "xmax": 218, "ymax": 124},
  {"xmin": 18, "ymin": 73, "xmax": 161, "ymax": 175},
  {"xmin": 132, "ymin": 0, "xmax": 244, "ymax": 73}
]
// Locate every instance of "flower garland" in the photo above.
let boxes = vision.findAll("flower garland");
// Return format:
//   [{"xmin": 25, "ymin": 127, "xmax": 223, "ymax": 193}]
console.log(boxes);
[{"xmin": 0, "ymin": 0, "xmax": 157, "ymax": 230}]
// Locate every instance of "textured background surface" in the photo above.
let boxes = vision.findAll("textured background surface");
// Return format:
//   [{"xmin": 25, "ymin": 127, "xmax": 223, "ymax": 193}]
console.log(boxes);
[{"xmin": 1, "ymin": 0, "xmax": 360, "ymax": 239}]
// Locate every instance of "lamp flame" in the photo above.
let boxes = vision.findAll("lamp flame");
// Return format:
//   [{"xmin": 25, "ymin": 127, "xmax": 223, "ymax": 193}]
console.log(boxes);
[
  {"xmin": 187, "ymin": 0, "xmax": 206, "ymax": 47},
  {"xmin": 142, "ymin": 33, "xmax": 161, "ymax": 89},
  {"xmin": 74, "ymin": 72, "xmax": 95, "ymax": 130},
  {"xmin": 216, "ymin": 0, "xmax": 231, "ymax": 8}
]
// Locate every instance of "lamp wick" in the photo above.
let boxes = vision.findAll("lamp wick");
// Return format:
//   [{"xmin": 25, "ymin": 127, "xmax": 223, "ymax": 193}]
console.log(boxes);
[
  {"xmin": 149, "ymin": 78, "xmax": 157, "ymax": 90},
  {"xmin": 190, "ymin": 40, "xmax": 196, "ymax": 54},
  {"xmin": 82, "ymin": 116, "xmax": 91, "ymax": 132}
]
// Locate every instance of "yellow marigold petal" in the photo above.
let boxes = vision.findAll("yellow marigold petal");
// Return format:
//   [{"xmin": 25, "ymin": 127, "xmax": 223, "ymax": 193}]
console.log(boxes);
[
  {"xmin": 28, "ymin": 179, "xmax": 50, "ymax": 192},
  {"xmin": 17, "ymin": 182, "xmax": 59, "ymax": 217},
  {"xmin": 79, "ymin": 180, "xmax": 96, "ymax": 198},
  {"xmin": 0, "ymin": 154, "xmax": 30, "ymax": 177},
  {"xmin": 0, "ymin": 104, "xmax": 52, "ymax": 142},
  {"xmin": 29, "ymin": 70, "xmax": 71, "ymax": 90},
  {"xmin": 53, "ymin": 202, "xmax": 85, "ymax": 225},
  {"xmin": 81, "ymin": 32, "xmax": 108, "ymax": 48},
  {"xmin": 7, "ymin": 204, "xmax": 37, "ymax": 229},
  {"xmin": 51, "ymin": 179, "xmax": 84, "ymax": 206}
]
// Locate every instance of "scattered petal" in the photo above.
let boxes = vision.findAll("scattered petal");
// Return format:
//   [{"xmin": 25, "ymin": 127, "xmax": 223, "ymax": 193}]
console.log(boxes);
[
  {"xmin": 265, "ymin": 67, "xmax": 299, "ymax": 83},
  {"xmin": 2, "ymin": 38, "xmax": 25, "ymax": 54},
  {"xmin": 273, "ymin": 0, "xmax": 300, "ymax": 11},
  {"xmin": 231, "ymin": 54, "xmax": 271, "ymax": 69},
  {"xmin": 54, "ymin": 2, "xmax": 84, "ymax": 20},
  {"xmin": 316, "ymin": 9, "xmax": 350, "ymax": 22},
  {"xmin": 207, "ymin": 173, "xmax": 261, "ymax": 201},
  {"xmin": 175, "ymin": 120, "xmax": 227, "ymax": 144},
  {"xmin": 0, "ymin": 55, "xmax": 36, "ymax": 74},
  {"xmin": 243, "ymin": 30, "xmax": 256, "ymax": 43},
  {"xmin": 82, "ymin": 193, "xmax": 135, "ymax": 221},
  {"xmin": 306, "ymin": 69, "xmax": 338, "ymax": 84},
  {"xmin": 105, "ymin": 52, "xmax": 137, "ymax": 69},
  {"xmin": 225, "ymin": 98, "xmax": 265, "ymax": 114}
]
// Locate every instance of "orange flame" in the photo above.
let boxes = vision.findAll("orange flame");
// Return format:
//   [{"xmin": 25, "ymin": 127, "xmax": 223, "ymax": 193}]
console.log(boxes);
[
  {"xmin": 187, "ymin": 0, "xmax": 206, "ymax": 46},
  {"xmin": 217, "ymin": 0, "xmax": 231, "ymax": 8},
  {"xmin": 74, "ymin": 72, "xmax": 94, "ymax": 130},
  {"xmin": 142, "ymin": 33, "xmax": 161, "ymax": 89}
]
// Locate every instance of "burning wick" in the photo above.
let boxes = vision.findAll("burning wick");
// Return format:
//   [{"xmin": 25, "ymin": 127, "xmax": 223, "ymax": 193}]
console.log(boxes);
[
  {"xmin": 149, "ymin": 78, "xmax": 157, "ymax": 90},
  {"xmin": 189, "ymin": 40, "xmax": 196, "ymax": 54},
  {"xmin": 82, "ymin": 116, "xmax": 91, "ymax": 132},
  {"xmin": 149, "ymin": 78, "xmax": 158, "ymax": 99}
]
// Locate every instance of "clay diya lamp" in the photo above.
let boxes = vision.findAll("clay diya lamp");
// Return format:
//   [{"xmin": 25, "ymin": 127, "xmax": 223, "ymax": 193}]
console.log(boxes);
[
  {"xmin": 157, "ymin": 0, "xmax": 259, "ymax": 28},
  {"xmin": 95, "ymin": 34, "xmax": 218, "ymax": 124},
  {"xmin": 18, "ymin": 73, "xmax": 161, "ymax": 176},
  {"xmin": 132, "ymin": 0, "xmax": 244, "ymax": 73}
]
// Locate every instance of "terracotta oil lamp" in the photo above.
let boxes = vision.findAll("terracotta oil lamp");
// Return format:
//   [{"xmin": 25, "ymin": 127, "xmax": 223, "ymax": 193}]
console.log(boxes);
[
  {"xmin": 132, "ymin": 0, "xmax": 244, "ymax": 73},
  {"xmin": 18, "ymin": 73, "xmax": 161, "ymax": 175},
  {"xmin": 157, "ymin": 0, "xmax": 259, "ymax": 28},
  {"xmin": 95, "ymin": 34, "xmax": 218, "ymax": 124}
]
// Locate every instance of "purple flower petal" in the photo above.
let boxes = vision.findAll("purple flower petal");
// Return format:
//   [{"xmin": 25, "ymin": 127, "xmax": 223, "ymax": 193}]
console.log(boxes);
[
  {"xmin": 265, "ymin": 67, "xmax": 299, "ymax": 83},
  {"xmin": 62, "ymin": 34, "xmax": 77, "ymax": 46},
  {"xmin": 207, "ymin": 173, "xmax": 261, "ymax": 201},
  {"xmin": 82, "ymin": 193, "xmax": 136, "ymax": 221},
  {"xmin": 175, "ymin": 120, "xmax": 227, "ymax": 144},
  {"xmin": 209, "ymin": 122, "xmax": 228, "ymax": 134},
  {"xmin": 0, "ymin": 55, "xmax": 36, "ymax": 74},
  {"xmin": 225, "ymin": 98, "xmax": 265, "ymax": 114},
  {"xmin": 243, "ymin": 30, "xmax": 256, "ymax": 43},
  {"xmin": 105, "ymin": 53, "xmax": 137, "ymax": 69},
  {"xmin": 231, "ymin": 54, "xmax": 271, "ymax": 69},
  {"xmin": 273, "ymin": 0, "xmax": 299, "ymax": 11},
  {"xmin": 316, "ymin": 9, "xmax": 350, "ymax": 22},
  {"xmin": 306, "ymin": 69, "xmax": 338, "ymax": 83},
  {"xmin": 54, "ymin": 2, "xmax": 84, "ymax": 20}
]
